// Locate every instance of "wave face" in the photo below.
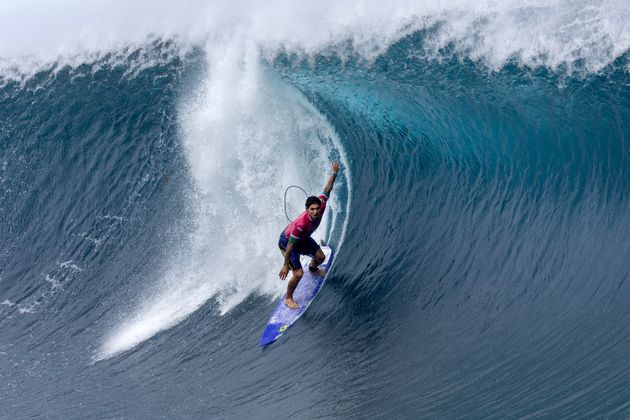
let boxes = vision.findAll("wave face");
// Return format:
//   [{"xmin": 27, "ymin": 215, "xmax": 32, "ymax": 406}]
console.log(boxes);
[{"xmin": 1, "ymin": 2, "xmax": 630, "ymax": 418}]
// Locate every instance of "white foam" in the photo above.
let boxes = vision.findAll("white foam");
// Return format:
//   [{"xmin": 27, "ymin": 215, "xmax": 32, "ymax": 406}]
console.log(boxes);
[
  {"xmin": 96, "ymin": 39, "xmax": 349, "ymax": 360},
  {"xmin": 1, "ymin": 0, "xmax": 628, "ymax": 78},
  {"xmin": 45, "ymin": 275, "xmax": 62, "ymax": 290},
  {"xmin": 59, "ymin": 260, "xmax": 82, "ymax": 272}
]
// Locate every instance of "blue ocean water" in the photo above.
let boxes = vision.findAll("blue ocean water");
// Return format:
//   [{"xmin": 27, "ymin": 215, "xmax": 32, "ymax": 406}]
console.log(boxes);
[{"xmin": 1, "ymin": 4, "xmax": 629, "ymax": 418}]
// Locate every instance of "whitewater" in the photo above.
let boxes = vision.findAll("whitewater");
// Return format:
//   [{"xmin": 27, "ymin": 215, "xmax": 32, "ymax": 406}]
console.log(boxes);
[{"xmin": 1, "ymin": 1, "xmax": 629, "ymax": 418}]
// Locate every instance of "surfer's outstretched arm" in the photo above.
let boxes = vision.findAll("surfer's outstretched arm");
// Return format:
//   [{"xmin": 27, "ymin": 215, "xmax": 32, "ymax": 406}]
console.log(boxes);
[{"xmin": 323, "ymin": 161, "xmax": 340, "ymax": 196}]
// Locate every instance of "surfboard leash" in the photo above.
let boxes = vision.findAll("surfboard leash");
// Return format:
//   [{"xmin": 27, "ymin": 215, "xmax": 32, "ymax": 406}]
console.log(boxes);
[{"xmin": 284, "ymin": 185, "xmax": 308, "ymax": 223}]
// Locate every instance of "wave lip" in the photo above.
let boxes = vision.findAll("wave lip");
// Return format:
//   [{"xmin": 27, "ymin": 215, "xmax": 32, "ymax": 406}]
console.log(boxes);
[{"xmin": 2, "ymin": 1, "xmax": 629, "ymax": 80}]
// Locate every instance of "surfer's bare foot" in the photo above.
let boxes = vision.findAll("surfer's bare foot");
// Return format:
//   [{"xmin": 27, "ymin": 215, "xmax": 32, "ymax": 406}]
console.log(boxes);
[
  {"xmin": 309, "ymin": 267, "xmax": 327, "ymax": 277},
  {"xmin": 284, "ymin": 298, "xmax": 300, "ymax": 309}
]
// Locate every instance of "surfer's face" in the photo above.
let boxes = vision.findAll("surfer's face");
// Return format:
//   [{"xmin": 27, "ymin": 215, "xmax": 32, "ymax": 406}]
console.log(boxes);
[{"xmin": 307, "ymin": 204, "xmax": 321, "ymax": 219}]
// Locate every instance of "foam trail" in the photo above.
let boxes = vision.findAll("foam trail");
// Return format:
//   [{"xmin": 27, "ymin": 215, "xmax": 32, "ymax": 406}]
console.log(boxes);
[{"xmin": 96, "ymin": 39, "xmax": 349, "ymax": 360}]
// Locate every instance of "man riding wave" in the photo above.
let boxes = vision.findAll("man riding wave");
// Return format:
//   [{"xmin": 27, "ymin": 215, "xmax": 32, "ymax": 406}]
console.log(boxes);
[{"xmin": 278, "ymin": 161, "xmax": 340, "ymax": 309}]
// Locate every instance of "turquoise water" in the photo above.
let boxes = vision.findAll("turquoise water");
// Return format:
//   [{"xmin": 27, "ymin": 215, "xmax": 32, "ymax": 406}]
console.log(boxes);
[{"xmin": 1, "ymin": 3, "xmax": 629, "ymax": 417}]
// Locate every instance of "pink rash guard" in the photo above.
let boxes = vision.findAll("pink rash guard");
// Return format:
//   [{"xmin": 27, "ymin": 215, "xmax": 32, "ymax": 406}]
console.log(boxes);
[{"xmin": 284, "ymin": 193, "xmax": 328, "ymax": 244}]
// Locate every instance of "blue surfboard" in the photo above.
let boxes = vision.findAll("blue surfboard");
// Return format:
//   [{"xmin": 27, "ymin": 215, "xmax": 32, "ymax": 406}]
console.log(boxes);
[{"xmin": 259, "ymin": 245, "xmax": 334, "ymax": 347}]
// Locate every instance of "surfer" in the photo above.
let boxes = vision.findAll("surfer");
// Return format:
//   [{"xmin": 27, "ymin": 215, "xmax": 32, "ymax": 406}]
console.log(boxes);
[{"xmin": 278, "ymin": 161, "xmax": 340, "ymax": 309}]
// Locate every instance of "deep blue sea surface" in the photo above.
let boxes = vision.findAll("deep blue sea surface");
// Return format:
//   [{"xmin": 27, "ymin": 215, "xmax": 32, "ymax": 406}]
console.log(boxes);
[{"xmin": 1, "ymin": 4, "xmax": 629, "ymax": 418}]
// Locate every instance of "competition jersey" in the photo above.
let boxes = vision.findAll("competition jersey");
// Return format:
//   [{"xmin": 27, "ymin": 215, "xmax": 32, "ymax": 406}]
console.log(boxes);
[{"xmin": 284, "ymin": 193, "xmax": 328, "ymax": 244}]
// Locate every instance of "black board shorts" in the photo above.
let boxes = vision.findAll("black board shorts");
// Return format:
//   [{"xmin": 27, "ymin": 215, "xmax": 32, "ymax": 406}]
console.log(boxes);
[{"xmin": 278, "ymin": 231, "xmax": 319, "ymax": 270}]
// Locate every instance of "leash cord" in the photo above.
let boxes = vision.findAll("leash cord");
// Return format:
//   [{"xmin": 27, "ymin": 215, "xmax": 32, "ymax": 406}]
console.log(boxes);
[{"xmin": 284, "ymin": 185, "xmax": 308, "ymax": 223}]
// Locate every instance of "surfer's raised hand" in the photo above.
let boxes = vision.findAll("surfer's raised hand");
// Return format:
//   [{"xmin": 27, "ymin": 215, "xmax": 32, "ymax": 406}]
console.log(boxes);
[
  {"xmin": 279, "ymin": 264, "xmax": 290, "ymax": 280},
  {"xmin": 324, "ymin": 161, "xmax": 340, "ymax": 196}
]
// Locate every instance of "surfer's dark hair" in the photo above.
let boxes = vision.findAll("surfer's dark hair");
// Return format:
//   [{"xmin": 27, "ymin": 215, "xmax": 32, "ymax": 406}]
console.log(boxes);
[{"xmin": 305, "ymin": 196, "xmax": 322, "ymax": 208}]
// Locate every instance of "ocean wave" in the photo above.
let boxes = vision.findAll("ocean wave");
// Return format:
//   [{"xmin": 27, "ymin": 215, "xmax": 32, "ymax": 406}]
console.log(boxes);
[
  {"xmin": 0, "ymin": 3, "xmax": 629, "ymax": 417},
  {"xmin": 1, "ymin": 1, "xmax": 629, "ymax": 81}
]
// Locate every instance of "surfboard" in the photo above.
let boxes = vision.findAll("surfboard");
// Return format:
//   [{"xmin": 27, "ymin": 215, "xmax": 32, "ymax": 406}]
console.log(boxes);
[{"xmin": 259, "ymin": 245, "xmax": 334, "ymax": 347}]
